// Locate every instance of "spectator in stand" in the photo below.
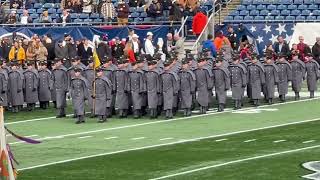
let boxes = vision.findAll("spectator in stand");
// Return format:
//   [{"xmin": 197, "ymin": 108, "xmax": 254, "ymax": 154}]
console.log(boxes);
[
  {"xmin": 297, "ymin": 36, "xmax": 311, "ymax": 61},
  {"xmin": 0, "ymin": 4, "xmax": 6, "ymax": 24},
  {"xmin": 129, "ymin": 0, "xmax": 145, "ymax": 7},
  {"xmin": 78, "ymin": 38, "xmax": 93, "ymax": 62},
  {"xmin": 202, "ymin": 34, "xmax": 216, "ymax": 58},
  {"xmin": 26, "ymin": 41, "xmax": 36, "ymax": 61},
  {"xmin": 214, "ymin": 31, "xmax": 230, "ymax": 51},
  {"xmin": 147, "ymin": 0, "xmax": 163, "ymax": 21},
  {"xmin": 57, "ymin": 9, "xmax": 71, "ymax": 25},
  {"xmin": 116, "ymin": 0, "xmax": 129, "ymax": 26},
  {"xmin": 227, "ymin": 26, "xmax": 238, "ymax": 50},
  {"xmin": 71, "ymin": 0, "xmax": 83, "ymax": 13},
  {"xmin": 144, "ymin": 32, "xmax": 155, "ymax": 56},
  {"xmin": 39, "ymin": 10, "xmax": 52, "ymax": 23},
  {"xmin": 1, "ymin": 37, "xmax": 11, "ymax": 60},
  {"xmin": 162, "ymin": 0, "xmax": 172, "ymax": 10},
  {"xmin": 82, "ymin": 0, "xmax": 93, "ymax": 13},
  {"xmin": 25, "ymin": 0, "xmax": 33, "ymax": 9},
  {"xmin": 35, "ymin": 40, "xmax": 48, "ymax": 63},
  {"xmin": 9, "ymin": 40, "xmax": 25, "ymax": 64},
  {"xmin": 265, "ymin": 43, "xmax": 276, "ymax": 60},
  {"xmin": 112, "ymin": 37, "xmax": 125, "ymax": 58},
  {"xmin": 127, "ymin": 29, "xmax": 135, "ymax": 42},
  {"xmin": 312, "ymin": 37, "xmax": 320, "ymax": 64},
  {"xmin": 42, "ymin": 34, "xmax": 56, "ymax": 67},
  {"xmin": 221, "ymin": 38, "xmax": 233, "ymax": 62},
  {"xmin": 96, "ymin": 34, "xmax": 112, "ymax": 60},
  {"xmin": 55, "ymin": 40, "xmax": 69, "ymax": 60},
  {"xmin": 124, "ymin": 42, "xmax": 136, "ymax": 63},
  {"xmin": 161, "ymin": 33, "xmax": 174, "ymax": 57},
  {"xmin": 22, "ymin": 39, "xmax": 29, "ymax": 51},
  {"xmin": 131, "ymin": 34, "xmax": 142, "ymax": 57},
  {"xmin": 169, "ymin": 1, "xmax": 183, "ymax": 21},
  {"xmin": 239, "ymin": 41, "xmax": 250, "ymax": 60},
  {"xmin": 100, "ymin": 0, "xmax": 115, "ymax": 23},
  {"xmin": 10, "ymin": 0, "xmax": 23, "ymax": 9},
  {"xmin": 192, "ymin": 10, "xmax": 207, "ymax": 37},
  {"xmin": 171, "ymin": 33, "xmax": 185, "ymax": 60},
  {"xmin": 6, "ymin": 11, "xmax": 18, "ymax": 24},
  {"xmin": 20, "ymin": 10, "xmax": 33, "ymax": 25},
  {"xmin": 274, "ymin": 35, "xmax": 290, "ymax": 55}
]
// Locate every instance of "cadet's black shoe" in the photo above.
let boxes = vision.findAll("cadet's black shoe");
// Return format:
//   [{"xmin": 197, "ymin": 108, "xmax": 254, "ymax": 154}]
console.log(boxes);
[
  {"xmin": 268, "ymin": 99, "xmax": 273, "ymax": 105},
  {"xmin": 310, "ymin": 91, "xmax": 315, "ymax": 98},
  {"xmin": 218, "ymin": 104, "xmax": 224, "ymax": 112},
  {"xmin": 186, "ymin": 109, "xmax": 192, "ymax": 116},
  {"xmin": 56, "ymin": 114, "xmax": 65, "ymax": 118},
  {"xmin": 75, "ymin": 120, "xmax": 82, "ymax": 124}
]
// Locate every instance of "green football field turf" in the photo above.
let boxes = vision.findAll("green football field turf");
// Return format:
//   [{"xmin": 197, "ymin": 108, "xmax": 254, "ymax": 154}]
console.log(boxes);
[{"xmin": 3, "ymin": 97, "xmax": 320, "ymax": 179}]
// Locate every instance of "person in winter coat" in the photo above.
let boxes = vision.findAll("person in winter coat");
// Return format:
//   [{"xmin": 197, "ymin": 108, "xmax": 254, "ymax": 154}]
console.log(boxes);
[
  {"xmin": 276, "ymin": 53, "xmax": 292, "ymax": 102},
  {"xmin": 8, "ymin": 61, "xmax": 24, "ymax": 113},
  {"xmin": 38, "ymin": 61, "xmax": 53, "ymax": 109},
  {"xmin": 192, "ymin": 10, "xmax": 207, "ymax": 37},
  {"xmin": 23, "ymin": 61, "xmax": 39, "ymax": 111},
  {"xmin": 305, "ymin": 53, "xmax": 320, "ymax": 98},
  {"xmin": 147, "ymin": 0, "xmax": 163, "ymax": 20},
  {"xmin": 213, "ymin": 59, "xmax": 230, "ymax": 112},
  {"xmin": 9, "ymin": 41, "xmax": 25, "ymax": 64},
  {"xmin": 202, "ymin": 34, "xmax": 216, "ymax": 58},
  {"xmin": 116, "ymin": 0, "xmax": 129, "ymax": 26},
  {"xmin": 263, "ymin": 56, "xmax": 279, "ymax": 104},
  {"xmin": 312, "ymin": 37, "xmax": 320, "ymax": 64},
  {"xmin": 247, "ymin": 56, "xmax": 265, "ymax": 107},
  {"xmin": 290, "ymin": 51, "xmax": 305, "ymax": 100},
  {"xmin": 100, "ymin": 0, "xmax": 115, "ymax": 23},
  {"xmin": 0, "ymin": 60, "xmax": 8, "ymax": 108}
]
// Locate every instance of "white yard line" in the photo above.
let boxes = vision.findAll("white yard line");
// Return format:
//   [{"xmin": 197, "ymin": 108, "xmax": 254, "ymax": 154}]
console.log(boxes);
[
  {"xmin": 273, "ymin": 140, "xmax": 286, "ymax": 143},
  {"xmin": 7, "ymin": 97, "xmax": 320, "ymax": 125},
  {"xmin": 303, "ymin": 140, "xmax": 316, "ymax": 144},
  {"xmin": 150, "ymin": 145, "xmax": 320, "ymax": 180},
  {"xmin": 78, "ymin": 136, "xmax": 92, "ymax": 139},
  {"xmin": 18, "ymin": 117, "xmax": 320, "ymax": 171},
  {"xmin": 159, "ymin": 138, "xmax": 174, "ymax": 141},
  {"xmin": 131, "ymin": 137, "xmax": 146, "ymax": 140},
  {"xmin": 25, "ymin": 135, "xmax": 38, "ymax": 138},
  {"xmin": 104, "ymin": 137, "xmax": 118, "ymax": 140},
  {"xmin": 215, "ymin": 138, "xmax": 228, "ymax": 142},
  {"xmin": 243, "ymin": 139, "xmax": 257, "ymax": 143}
]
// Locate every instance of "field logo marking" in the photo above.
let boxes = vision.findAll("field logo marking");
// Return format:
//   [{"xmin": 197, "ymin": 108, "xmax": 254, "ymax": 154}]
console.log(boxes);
[
  {"xmin": 302, "ymin": 161, "xmax": 320, "ymax": 180},
  {"xmin": 232, "ymin": 108, "xmax": 278, "ymax": 114}
]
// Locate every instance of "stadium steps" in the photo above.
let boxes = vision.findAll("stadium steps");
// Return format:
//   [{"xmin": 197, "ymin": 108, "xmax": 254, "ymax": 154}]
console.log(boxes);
[
  {"xmin": 214, "ymin": 0, "xmax": 241, "ymax": 24},
  {"xmin": 184, "ymin": 39, "xmax": 198, "ymax": 54}
]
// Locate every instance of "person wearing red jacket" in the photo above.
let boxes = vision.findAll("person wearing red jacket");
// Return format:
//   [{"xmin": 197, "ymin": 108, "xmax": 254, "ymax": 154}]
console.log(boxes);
[{"xmin": 192, "ymin": 11, "xmax": 207, "ymax": 37}]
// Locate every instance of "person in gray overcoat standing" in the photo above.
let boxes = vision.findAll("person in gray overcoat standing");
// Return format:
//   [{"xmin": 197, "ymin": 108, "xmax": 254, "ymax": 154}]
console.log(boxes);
[
  {"xmin": 290, "ymin": 51, "xmax": 306, "ymax": 100},
  {"xmin": 264, "ymin": 56, "xmax": 279, "ymax": 104},
  {"xmin": 213, "ymin": 59, "xmax": 230, "ymax": 112},
  {"xmin": 305, "ymin": 53, "xmax": 320, "ymax": 98},
  {"xmin": 8, "ymin": 61, "xmax": 24, "ymax": 113},
  {"xmin": 0, "ymin": 61, "xmax": 8, "ymax": 108},
  {"xmin": 247, "ymin": 57, "xmax": 265, "ymax": 107},
  {"xmin": 23, "ymin": 61, "xmax": 39, "ymax": 111},
  {"xmin": 70, "ymin": 67, "xmax": 89, "ymax": 124},
  {"xmin": 53, "ymin": 58, "xmax": 69, "ymax": 118},
  {"xmin": 83, "ymin": 57, "xmax": 95, "ymax": 118},
  {"xmin": 38, "ymin": 61, "xmax": 53, "ymax": 109},
  {"xmin": 276, "ymin": 53, "xmax": 292, "ymax": 102}
]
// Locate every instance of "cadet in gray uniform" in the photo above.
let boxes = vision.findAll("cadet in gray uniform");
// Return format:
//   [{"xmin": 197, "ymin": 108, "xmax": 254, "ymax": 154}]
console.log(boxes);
[
  {"xmin": 305, "ymin": 53, "xmax": 320, "ymax": 98},
  {"xmin": 264, "ymin": 56, "xmax": 279, "ymax": 104},
  {"xmin": 0, "ymin": 61, "xmax": 8, "ymax": 108},
  {"xmin": 290, "ymin": 52, "xmax": 306, "ymax": 100},
  {"xmin": 53, "ymin": 58, "xmax": 69, "ymax": 118},
  {"xmin": 51, "ymin": 62, "xmax": 57, "ymax": 108},
  {"xmin": 92, "ymin": 67, "xmax": 112, "ymax": 123},
  {"xmin": 179, "ymin": 58, "xmax": 196, "ymax": 116},
  {"xmin": 83, "ymin": 57, "xmax": 95, "ymax": 118},
  {"xmin": 213, "ymin": 59, "xmax": 230, "ymax": 112},
  {"xmin": 161, "ymin": 59, "xmax": 179, "ymax": 119},
  {"xmin": 128, "ymin": 58, "xmax": 146, "ymax": 118},
  {"xmin": 194, "ymin": 56, "xmax": 213, "ymax": 114},
  {"xmin": 146, "ymin": 59, "xmax": 162, "ymax": 118},
  {"xmin": 70, "ymin": 67, "xmax": 89, "ymax": 124},
  {"xmin": 276, "ymin": 53, "xmax": 292, "ymax": 102},
  {"xmin": 113, "ymin": 58, "xmax": 130, "ymax": 118},
  {"xmin": 8, "ymin": 61, "xmax": 24, "ymax": 113},
  {"xmin": 229, "ymin": 55, "xmax": 247, "ymax": 109},
  {"xmin": 23, "ymin": 61, "xmax": 39, "ymax": 111},
  {"xmin": 247, "ymin": 56, "xmax": 265, "ymax": 106},
  {"xmin": 38, "ymin": 61, "xmax": 53, "ymax": 109}
]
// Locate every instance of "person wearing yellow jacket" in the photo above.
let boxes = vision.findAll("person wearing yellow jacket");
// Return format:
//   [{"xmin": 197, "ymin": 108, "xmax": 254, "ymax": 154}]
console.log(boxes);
[{"xmin": 9, "ymin": 40, "xmax": 26, "ymax": 64}]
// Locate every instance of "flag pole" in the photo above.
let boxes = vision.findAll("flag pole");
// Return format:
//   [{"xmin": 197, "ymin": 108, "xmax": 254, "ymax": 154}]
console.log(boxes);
[{"xmin": 92, "ymin": 53, "xmax": 97, "ymax": 118}]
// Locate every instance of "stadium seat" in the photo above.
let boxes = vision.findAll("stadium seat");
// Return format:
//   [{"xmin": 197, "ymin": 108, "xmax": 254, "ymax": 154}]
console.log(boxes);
[
  {"xmin": 37, "ymin": 9, "xmax": 43, "ymax": 14},
  {"xmin": 252, "ymin": 0, "xmax": 263, "ymax": 4},
  {"xmin": 33, "ymin": 18, "xmax": 39, "ymax": 23},
  {"xmin": 29, "ymin": 9, "xmax": 36, "ymax": 14},
  {"xmin": 257, "ymin": 4, "xmax": 266, "ymax": 10},
  {"xmin": 296, "ymin": 15, "xmax": 305, "ymax": 20},
  {"xmin": 306, "ymin": 15, "xmax": 316, "ymax": 20},
  {"xmin": 254, "ymin": 16, "xmax": 264, "ymax": 20},
  {"xmin": 250, "ymin": 10, "xmax": 259, "ymax": 16},
  {"xmin": 129, "ymin": 7, "xmax": 136, "ymax": 13},
  {"xmin": 301, "ymin": 9, "xmax": 312, "ymax": 16},
  {"xmin": 308, "ymin": 4, "xmax": 318, "ymax": 10},
  {"xmin": 33, "ymin": 3, "xmax": 42, "ymax": 9},
  {"xmin": 90, "ymin": 13, "xmax": 99, "ymax": 19},
  {"xmin": 262, "ymin": 0, "xmax": 272, "ymax": 4},
  {"xmin": 79, "ymin": 13, "xmax": 89, "ymax": 19},
  {"xmin": 317, "ymin": 15, "xmax": 320, "ymax": 20},
  {"xmin": 17, "ymin": 9, "xmax": 23, "ymax": 14},
  {"xmin": 265, "ymin": 16, "xmax": 274, "ymax": 20},
  {"xmin": 130, "ymin": 12, "xmax": 139, "ymax": 18},
  {"xmin": 280, "ymin": 0, "xmax": 292, "ymax": 4},
  {"xmin": 43, "ymin": 3, "xmax": 54, "ymax": 9},
  {"xmin": 30, "ymin": 14, "xmax": 38, "ymax": 19},
  {"xmin": 271, "ymin": 10, "xmax": 280, "ymax": 16},
  {"xmin": 242, "ymin": 0, "xmax": 252, "ymax": 4},
  {"xmin": 294, "ymin": 0, "xmax": 304, "ymax": 3},
  {"xmin": 315, "ymin": 0, "xmax": 320, "ymax": 4},
  {"xmin": 70, "ymin": 13, "xmax": 78, "ymax": 19},
  {"xmin": 272, "ymin": 0, "xmax": 281, "ymax": 4},
  {"xmin": 277, "ymin": 4, "xmax": 286, "ymax": 10},
  {"xmin": 287, "ymin": 4, "xmax": 297, "ymax": 10},
  {"xmin": 57, "ymin": 9, "xmax": 63, "ymax": 14},
  {"xmin": 267, "ymin": 4, "xmax": 276, "ymax": 10},
  {"xmin": 54, "ymin": 3, "xmax": 60, "ymax": 9},
  {"xmin": 230, "ymin": 11, "xmax": 239, "ymax": 16},
  {"xmin": 304, "ymin": 0, "xmax": 314, "ymax": 4},
  {"xmin": 48, "ymin": 8, "xmax": 56, "ymax": 14},
  {"xmin": 285, "ymin": 16, "xmax": 295, "ymax": 20},
  {"xmin": 280, "ymin": 10, "xmax": 290, "ymax": 16},
  {"xmin": 234, "ymin": 16, "xmax": 244, "ymax": 21},
  {"xmin": 244, "ymin": 16, "xmax": 253, "ymax": 20},
  {"xmin": 83, "ymin": 19, "xmax": 92, "ymax": 23},
  {"xmin": 140, "ymin": 12, "xmax": 147, "ymax": 18},
  {"xmin": 313, "ymin": 10, "xmax": 320, "ymax": 15},
  {"xmin": 246, "ymin": 4, "xmax": 256, "ymax": 10},
  {"xmin": 74, "ymin": 19, "xmax": 83, "ymax": 23},
  {"xmin": 260, "ymin": 9, "xmax": 269, "ymax": 16},
  {"xmin": 144, "ymin": 17, "xmax": 152, "ymax": 22},
  {"xmin": 298, "ymin": 4, "xmax": 308, "ymax": 10},
  {"xmin": 291, "ymin": 9, "xmax": 301, "ymax": 16},
  {"xmin": 137, "ymin": 7, "xmax": 144, "ymax": 12},
  {"xmin": 93, "ymin": 18, "xmax": 103, "ymax": 22},
  {"xmin": 237, "ymin": 5, "xmax": 246, "ymax": 10},
  {"xmin": 224, "ymin": 16, "xmax": 233, "ymax": 21},
  {"xmin": 275, "ymin": 16, "xmax": 284, "ymax": 20},
  {"xmin": 239, "ymin": 10, "xmax": 249, "ymax": 16}
]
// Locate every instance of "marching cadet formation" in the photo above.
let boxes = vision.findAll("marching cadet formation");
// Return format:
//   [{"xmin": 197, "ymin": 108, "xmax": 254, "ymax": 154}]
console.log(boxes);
[{"xmin": 0, "ymin": 47, "xmax": 320, "ymax": 124}]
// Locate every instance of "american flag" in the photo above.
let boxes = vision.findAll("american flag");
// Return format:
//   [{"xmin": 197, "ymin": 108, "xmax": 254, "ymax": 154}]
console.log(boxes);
[{"xmin": 243, "ymin": 23, "xmax": 295, "ymax": 55}]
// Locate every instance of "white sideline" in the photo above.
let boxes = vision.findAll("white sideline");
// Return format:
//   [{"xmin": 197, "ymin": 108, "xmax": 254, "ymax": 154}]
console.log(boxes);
[
  {"xmin": 149, "ymin": 144, "xmax": 320, "ymax": 180},
  {"xmin": 6, "ymin": 97, "xmax": 320, "ymax": 125},
  {"xmin": 18, "ymin": 117, "xmax": 320, "ymax": 171},
  {"xmin": 10, "ymin": 98, "xmax": 320, "ymax": 145},
  {"xmin": 243, "ymin": 139, "xmax": 256, "ymax": 143},
  {"xmin": 273, "ymin": 140, "xmax": 286, "ymax": 143}
]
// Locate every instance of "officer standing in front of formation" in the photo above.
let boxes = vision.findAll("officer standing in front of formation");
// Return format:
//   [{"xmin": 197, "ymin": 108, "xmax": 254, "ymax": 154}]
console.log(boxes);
[
  {"xmin": 213, "ymin": 58, "xmax": 230, "ymax": 112},
  {"xmin": 289, "ymin": 51, "xmax": 306, "ymax": 100},
  {"xmin": 0, "ymin": 60, "xmax": 8, "ymax": 108},
  {"xmin": 8, "ymin": 61, "xmax": 24, "ymax": 113},
  {"xmin": 70, "ymin": 67, "xmax": 89, "ymax": 124},
  {"xmin": 113, "ymin": 57, "xmax": 130, "ymax": 118},
  {"xmin": 264, "ymin": 56, "xmax": 279, "ymax": 104},
  {"xmin": 53, "ymin": 58, "xmax": 69, "ymax": 118},
  {"xmin": 92, "ymin": 67, "xmax": 112, "ymax": 123},
  {"xmin": 38, "ymin": 61, "xmax": 53, "ymax": 109},
  {"xmin": 276, "ymin": 53, "xmax": 292, "ymax": 102},
  {"xmin": 145, "ymin": 59, "xmax": 162, "ymax": 119},
  {"xmin": 83, "ymin": 57, "xmax": 95, "ymax": 118},
  {"xmin": 229, "ymin": 55, "xmax": 247, "ymax": 110},
  {"xmin": 161, "ymin": 58, "xmax": 180, "ymax": 119},
  {"xmin": 128, "ymin": 57, "xmax": 146, "ymax": 119},
  {"xmin": 247, "ymin": 54, "xmax": 265, "ymax": 107},
  {"xmin": 194, "ymin": 55, "xmax": 213, "ymax": 114},
  {"xmin": 305, "ymin": 53, "xmax": 320, "ymax": 98},
  {"xmin": 23, "ymin": 61, "xmax": 39, "ymax": 111},
  {"xmin": 179, "ymin": 58, "xmax": 196, "ymax": 117}
]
